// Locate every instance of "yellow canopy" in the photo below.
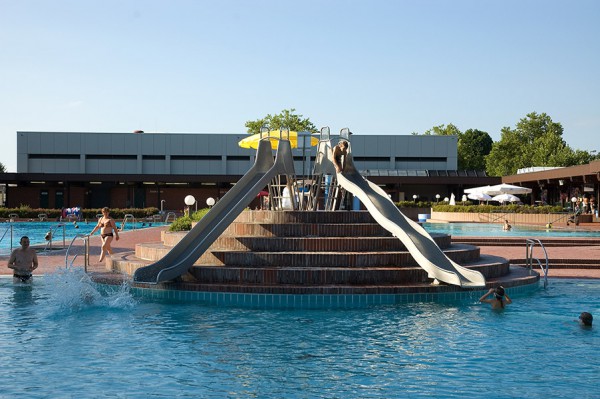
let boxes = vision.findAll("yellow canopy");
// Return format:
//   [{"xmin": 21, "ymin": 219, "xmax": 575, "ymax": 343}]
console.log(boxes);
[{"xmin": 238, "ymin": 130, "xmax": 319, "ymax": 149}]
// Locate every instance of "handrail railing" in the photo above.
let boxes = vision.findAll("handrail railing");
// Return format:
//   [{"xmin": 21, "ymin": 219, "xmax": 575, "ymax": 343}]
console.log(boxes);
[
  {"xmin": 164, "ymin": 212, "xmax": 177, "ymax": 223},
  {"xmin": 38, "ymin": 213, "xmax": 48, "ymax": 221},
  {"xmin": 42, "ymin": 223, "xmax": 67, "ymax": 253},
  {"xmin": 478, "ymin": 212, "xmax": 510, "ymax": 223},
  {"xmin": 526, "ymin": 238, "xmax": 549, "ymax": 288},
  {"xmin": 0, "ymin": 223, "xmax": 14, "ymax": 253},
  {"xmin": 121, "ymin": 214, "xmax": 136, "ymax": 231},
  {"xmin": 65, "ymin": 233, "xmax": 90, "ymax": 271}
]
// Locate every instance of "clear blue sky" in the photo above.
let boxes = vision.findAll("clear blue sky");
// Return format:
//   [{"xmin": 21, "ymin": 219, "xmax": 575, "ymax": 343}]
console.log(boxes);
[{"xmin": 1, "ymin": 0, "xmax": 599, "ymax": 172}]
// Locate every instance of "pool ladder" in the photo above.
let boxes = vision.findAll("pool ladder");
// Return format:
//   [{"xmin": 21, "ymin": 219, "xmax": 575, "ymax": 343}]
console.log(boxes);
[
  {"xmin": 525, "ymin": 239, "xmax": 549, "ymax": 288},
  {"xmin": 65, "ymin": 234, "xmax": 91, "ymax": 271}
]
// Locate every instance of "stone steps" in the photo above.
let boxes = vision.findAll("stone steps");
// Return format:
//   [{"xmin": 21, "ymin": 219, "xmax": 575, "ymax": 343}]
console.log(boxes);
[{"xmin": 117, "ymin": 210, "xmax": 527, "ymax": 294}]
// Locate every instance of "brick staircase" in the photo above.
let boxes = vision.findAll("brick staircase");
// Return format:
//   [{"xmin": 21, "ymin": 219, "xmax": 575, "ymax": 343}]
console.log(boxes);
[{"xmin": 112, "ymin": 210, "xmax": 538, "ymax": 294}]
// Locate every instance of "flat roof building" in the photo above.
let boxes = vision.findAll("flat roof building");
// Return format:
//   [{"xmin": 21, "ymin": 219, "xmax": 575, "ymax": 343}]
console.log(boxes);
[{"xmin": 1, "ymin": 131, "xmax": 499, "ymax": 210}]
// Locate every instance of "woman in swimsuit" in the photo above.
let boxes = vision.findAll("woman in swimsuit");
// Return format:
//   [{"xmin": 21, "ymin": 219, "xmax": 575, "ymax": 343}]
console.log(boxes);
[{"xmin": 90, "ymin": 207, "xmax": 120, "ymax": 262}]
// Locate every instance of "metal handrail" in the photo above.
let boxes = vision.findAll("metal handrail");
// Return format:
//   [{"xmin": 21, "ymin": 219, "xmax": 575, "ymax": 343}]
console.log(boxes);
[
  {"xmin": 164, "ymin": 212, "xmax": 177, "ymax": 223},
  {"xmin": 526, "ymin": 238, "xmax": 549, "ymax": 288},
  {"xmin": 42, "ymin": 222, "xmax": 67, "ymax": 252},
  {"xmin": 0, "ymin": 223, "xmax": 13, "ymax": 253},
  {"xmin": 65, "ymin": 233, "xmax": 90, "ymax": 271},
  {"xmin": 121, "ymin": 214, "xmax": 136, "ymax": 231}
]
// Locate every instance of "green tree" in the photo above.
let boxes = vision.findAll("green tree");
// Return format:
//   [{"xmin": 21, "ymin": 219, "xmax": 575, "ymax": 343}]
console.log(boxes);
[
  {"xmin": 423, "ymin": 123, "xmax": 462, "ymax": 137},
  {"xmin": 0, "ymin": 162, "xmax": 6, "ymax": 173},
  {"xmin": 458, "ymin": 129, "xmax": 493, "ymax": 171},
  {"xmin": 245, "ymin": 108, "xmax": 318, "ymax": 135},
  {"xmin": 485, "ymin": 112, "xmax": 596, "ymax": 176}
]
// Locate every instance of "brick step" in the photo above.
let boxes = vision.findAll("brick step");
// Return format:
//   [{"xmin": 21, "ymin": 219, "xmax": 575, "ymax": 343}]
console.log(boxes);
[
  {"xmin": 160, "ymin": 234, "xmax": 452, "ymax": 252},
  {"xmin": 197, "ymin": 244, "xmax": 480, "ymax": 267},
  {"xmin": 131, "ymin": 265, "xmax": 536, "ymax": 295},
  {"xmin": 189, "ymin": 255, "xmax": 508, "ymax": 285},
  {"xmin": 136, "ymin": 241, "xmax": 480, "ymax": 266},
  {"xmin": 231, "ymin": 210, "xmax": 379, "ymax": 224},
  {"xmin": 223, "ymin": 223, "xmax": 396, "ymax": 238}
]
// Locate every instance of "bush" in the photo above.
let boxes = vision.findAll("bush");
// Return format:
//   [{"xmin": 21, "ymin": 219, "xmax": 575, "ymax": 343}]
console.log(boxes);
[
  {"xmin": 169, "ymin": 215, "xmax": 193, "ymax": 231},
  {"xmin": 431, "ymin": 204, "xmax": 563, "ymax": 214}
]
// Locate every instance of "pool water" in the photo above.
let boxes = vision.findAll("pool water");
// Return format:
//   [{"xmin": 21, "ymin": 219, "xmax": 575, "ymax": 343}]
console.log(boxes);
[
  {"xmin": 0, "ymin": 270, "xmax": 597, "ymax": 398},
  {"xmin": 424, "ymin": 222, "xmax": 600, "ymax": 238},
  {"xmin": 0, "ymin": 221, "xmax": 166, "ymax": 253}
]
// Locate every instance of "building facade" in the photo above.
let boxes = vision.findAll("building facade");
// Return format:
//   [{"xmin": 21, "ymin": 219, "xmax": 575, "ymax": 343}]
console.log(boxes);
[{"xmin": 1, "ymin": 131, "xmax": 498, "ymax": 210}]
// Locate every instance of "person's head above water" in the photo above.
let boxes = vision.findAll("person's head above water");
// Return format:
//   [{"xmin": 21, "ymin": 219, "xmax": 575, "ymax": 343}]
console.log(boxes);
[
  {"xmin": 494, "ymin": 286, "xmax": 505, "ymax": 300},
  {"xmin": 579, "ymin": 312, "xmax": 593, "ymax": 326}
]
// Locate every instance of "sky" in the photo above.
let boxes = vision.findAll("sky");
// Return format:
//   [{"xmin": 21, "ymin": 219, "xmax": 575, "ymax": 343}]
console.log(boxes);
[{"xmin": 1, "ymin": 0, "xmax": 599, "ymax": 172}]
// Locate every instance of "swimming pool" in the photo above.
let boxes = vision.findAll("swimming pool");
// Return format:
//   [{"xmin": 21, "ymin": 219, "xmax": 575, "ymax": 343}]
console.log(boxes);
[
  {"xmin": 424, "ymin": 222, "xmax": 600, "ymax": 238},
  {"xmin": 0, "ymin": 271, "xmax": 597, "ymax": 398},
  {"xmin": 0, "ymin": 221, "xmax": 167, "ymax": 253}
]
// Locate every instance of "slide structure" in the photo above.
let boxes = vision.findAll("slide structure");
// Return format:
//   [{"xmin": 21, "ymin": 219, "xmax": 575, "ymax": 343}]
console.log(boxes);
[
  {"xmin": 133, "ymin": 138, "xmax": 296, "ymax": 284},
  {"xmin": 325, "ymin": 140, "xmax": 486, "ymax": 288}
]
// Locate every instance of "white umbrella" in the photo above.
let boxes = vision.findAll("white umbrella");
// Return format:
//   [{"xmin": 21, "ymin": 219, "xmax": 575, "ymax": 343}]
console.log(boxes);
[
  {"xmin": 484, "ymin": 183, "xmax": 532, "ymax": 196},
  {"xmin": 464, "ymin": 185, "xmax": 492, "ymax": 194},
  {"xmin": 449, "ymin": 193, "xmax": 456, "ymax": 206},
  {"xmin": 492, "ymin": 193, "xmax": 520, "ymax": 203},
  {"xmin": 468, "ymin": 192, "xmax": 492, "ymax": 201}
]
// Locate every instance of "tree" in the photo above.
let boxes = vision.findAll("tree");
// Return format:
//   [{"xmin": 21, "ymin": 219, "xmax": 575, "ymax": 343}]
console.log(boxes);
[
  {"xmin": 0, "ymin": 162, "xmax": 6, "ymax": 173},
  {"xmin": 419, "ymin": 124, "xmax": 491, "ymax": 170},
  {"xmin": 458, "ymin": 129, "xmax": 493, "ymax": 171},
  {"xmin": 485, "ymin": 112, "xmax": 596, "ymax": 176},
  {"xmin": 423, "ymin": 123, "xmax": 462, "ymax": 137},
  {"xmin": 245, "ymin": 108, "xmax": 318, "ymax": 135}
]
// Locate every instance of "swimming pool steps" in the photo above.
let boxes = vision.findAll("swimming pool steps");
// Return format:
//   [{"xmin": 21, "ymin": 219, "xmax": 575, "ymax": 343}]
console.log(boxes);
[{"xmin": 108, "ymin": 210, "xmax": 537, "ymax": 294}]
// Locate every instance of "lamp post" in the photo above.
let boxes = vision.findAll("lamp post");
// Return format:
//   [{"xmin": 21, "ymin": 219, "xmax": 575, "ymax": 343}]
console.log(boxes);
[
  {"xmin": 435, "ymin": 194, "xmax": 440, "ymax": 203},
  {"xmin": 184, "ymin": 195, "xmax": 196, "ymax": 215},
  {"xmin": 412, "ymin": 194, "xmax": 417, "ymax": 203},
  {"xmin": 206, "ymin": 197, "xmax": 215, "ymax": 208}
]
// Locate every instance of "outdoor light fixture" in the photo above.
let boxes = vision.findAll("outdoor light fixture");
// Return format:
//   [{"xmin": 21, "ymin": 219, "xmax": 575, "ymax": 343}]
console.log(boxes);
[
  {"xmin": 184, "ymin": 195, "xmax": 197, "ymax": 212},
  {"xmin": 559, "ymin": 180, "xmax": 564, "ymax": 186},
  {"xmin": 206, "ymin": 197, "xmax": 215, "ymax": 207},
  {"xmin": 571, "ymin": 197, "xmax": 577, "ymax": 203},
  {"xmin": 412, "ymin": 194, "xmax": 418, "ymax": 203},
  {"xmin": 444, "ymin": 197, "xmax": 449, "ymax": 202},
  {"xmin": 435, "ymin": 194, "xmax": 440, "ymax": 203}
]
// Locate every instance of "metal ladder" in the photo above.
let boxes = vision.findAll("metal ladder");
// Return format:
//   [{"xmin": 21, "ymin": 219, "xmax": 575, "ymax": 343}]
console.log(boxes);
[
  {"xmin": 526, "ymin": 238, "xmax": 549, "ymax": 288},
  {"xmin": 64, "ymin": 233, "xmax": 91, "ymax": 271},
  {"xmin": 121, "ymin": 214, "xmax": 136, "ymax": 230},
  {"xmin": 164, "ymin": 212, "xmax": 177, "ymax": 223}
]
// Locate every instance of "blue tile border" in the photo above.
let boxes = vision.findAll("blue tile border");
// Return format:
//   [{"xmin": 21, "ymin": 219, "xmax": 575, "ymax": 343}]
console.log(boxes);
[{"xmin": 122, "ymin": 281, "xmax": 541, "ymax": 309}]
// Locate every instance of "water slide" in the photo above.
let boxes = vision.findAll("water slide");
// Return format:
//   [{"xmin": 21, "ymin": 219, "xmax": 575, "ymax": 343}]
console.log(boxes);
[
  {"xmin": 133, "ymin": 139, "xmax": 296, "ymax": 284},
  {"xmin": 323, "ymin": 140, "xmax": 486, "ymax": 288}
]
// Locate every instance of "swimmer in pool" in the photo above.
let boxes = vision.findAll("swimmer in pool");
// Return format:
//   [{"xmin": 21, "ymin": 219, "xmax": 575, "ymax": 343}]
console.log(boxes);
[{"xmin": 479, "ymin": 286, "xmax": 512, "ymax": 309}]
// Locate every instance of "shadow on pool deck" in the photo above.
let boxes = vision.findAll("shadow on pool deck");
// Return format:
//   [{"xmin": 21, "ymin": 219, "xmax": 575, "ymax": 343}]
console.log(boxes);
[{"xmin": 1, "ymin": 224, "xmax": 599, "ymax": 279}]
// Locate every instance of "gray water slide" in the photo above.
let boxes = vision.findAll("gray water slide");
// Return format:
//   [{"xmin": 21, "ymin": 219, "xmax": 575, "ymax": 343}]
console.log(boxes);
[
  {"xmin": 329, "ymin": 141, "xmax": 486, "ymax": 288},
  {"xmin": 133, "ymin": 138, "xmax": 296, "ymax": 284}
]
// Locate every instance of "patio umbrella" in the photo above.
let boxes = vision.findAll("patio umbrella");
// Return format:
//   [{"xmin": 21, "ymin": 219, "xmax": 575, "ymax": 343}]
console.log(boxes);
[
  {"xmin": 238, "ymin": 130, "xmax": 319, "ymax": 149},
  {"xmin": 464, "ymin": 185, "xmax": 492, "ymax": 194},
  {"xmin": 492, "ymin": 193, "xmax": 520, "ymax": 203},
  {"xmin": 467, "ymin": 192, "xmax": 492, "ymax": 201},
  {"xmin": 484, "ymin": 183, "xmax": 532, "ymax": 196}
]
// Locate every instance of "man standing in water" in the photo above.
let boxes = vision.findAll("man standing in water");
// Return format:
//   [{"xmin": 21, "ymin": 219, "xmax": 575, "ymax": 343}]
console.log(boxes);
[{"xmin": 7, "ymin": 236, "xmax": 39, "ymax": 283}]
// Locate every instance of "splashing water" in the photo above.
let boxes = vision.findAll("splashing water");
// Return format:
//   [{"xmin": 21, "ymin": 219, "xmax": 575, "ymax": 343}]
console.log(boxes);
[{"xmin": 44, "ymin": 267, "xmax": 137, "ymax": 311}]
